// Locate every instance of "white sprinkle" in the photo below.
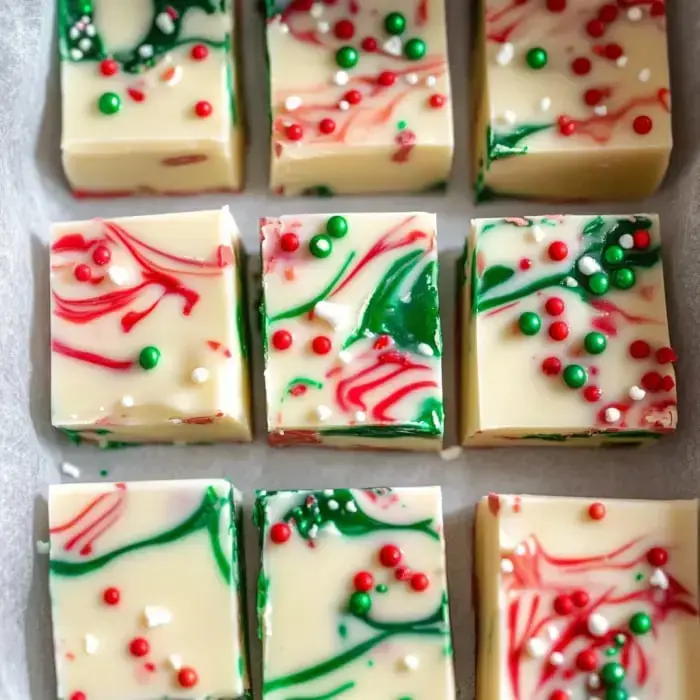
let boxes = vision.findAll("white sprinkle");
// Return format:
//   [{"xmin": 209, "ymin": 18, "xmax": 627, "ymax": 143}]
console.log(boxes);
[
  {"xmin": 525, "ymin": 637, "xmax": 547, "ymax": 658},
  {"xmin": 530, "ymin": 225, "xmax": 545, "ymax": 242},
  {"xmin": 61, "ymin": 462, "xmax": 81, "ymax": 479},
  {"xmin": 338, "ymin": 100, "xmax": 350, "ymax": 111},
  {"xmin": 578, "ymin": 255, "xmax": 600, "ymax": 276},
  {"xmin": 587, "ymin": 613, "xmax": 610, "ymax": 637},
  {"xmin": 400, "ymin": 654, "xmax": 420, "ymax": 671},
  {"xmin": 279, "ymin": 22, "xmax": 290, "ymax": 34},
  {"xmin": 323, "ymin": 489, "xmax": 333, "ymax": 495},
  {"xmin": 285, "ymin": 95, "xmax": 303, "ymax": 111},
  {"xmin": 547, "ymin": 625, "xmax": 560, "ymax": 641},
  {"xmin": 628, "ymin": 7, "xmax": 643, "ymax": 20},
  {"xmin": 313, "ymin": 300, "xmax": 349, "ymax": 328},
  {"xmin": 36, "ymin": 540, "xmax": 50, "ymax": 554},
  {"xmin": 496, "ymin": 42, "xmax": 514, "ymax": 66},
  {"xmin": 604, "ymin": 407, "xmax": 622, "ymax": 424},
  {"xmin": 619, "ymin": 233, "xmax": 634, "ymax": 249},
  {"xmin": 85, "ymin": 24, "xmax": 96, "ymax": 37},
  {"xmin": 649, "ymin": 568, "xmax": 669, "ymax": 590},
  {"xmin": 405, "ymin": 72, "xmax": 419, "ymax": 85},
  {"xmin": 417, "ymin": 342, "xmax": 434, "ymax": 357},
  {"xmin": 108, "ymin": 265, "xmax": 132, "ymax": 286},
  {"xmin": 118, "ymin": 395, "xmax": 134, "ymax": 409},
  {"xmin": 539, "ymin": 96, "xmax": 551, "ymax": 112},
  {"xmin": 549, "ymin": 652, "xmax": 564, "ymax": 666},
  {"xmin": 500, "ymin": 558, "xmax": 514, "ymax": 574},
  {"xmin": 383, "ymin": 36, "xmax": 403, "ymax": 56},
  {"xmin": 629, "ymin": 385, "xmax": 646, "ymax": 401},
  {"xmin": 327, "ymin": 499, "xmax": 339, "ymax": 511},
  {"xmin": 440, "ymin": 446, "xmax": 463, "ymax": 461},
  {"xmin": 564, "ymin": 276, "xmax": 579, "ymax": 288},
  {"xmin": 354, "ymin": 410, "xmax": 366, "ymax": 423},
  {"xmin": 168, "ymin": 653, "xmax": 183, "ymax": 670},
  {"xmin": 315, "ymin": 405, "xmax": 332, "ymax": 422},
  {"xmin": 138, "ymin": 44, "xmax": 154, "ymax": 59},
  {"xmin": 333, "ymin": 70, "xmax": 349, "ymax": 86},
  {"xmin": 593, "ymin": 105, "xmax": 608, "ymax": 117},
  {"xmin": 616, "ymin": 56, "xmax": 628, "ymax": 68},
  {"xmin": 308, "ymin": 524, "xmax": 319, "ymax": 539},
  {"xmin": 69, "ymin": 27, "xmax": 80, "ymax": 39},
  {"xmin": 638, "ymin": 68, "xmax": 651, "ymax": 83},
  {"xmin": 70, "ymin": 48, "xmax": 83, "ymax": 60},
  {"xmin": 81, "ymin": 14, "xmax": 90, "ymax": 23},
  {"xmin": 84, "ymin": 634, "xmax": 99, "ymax": 654},
  {"xmin": 345, "ymin": 501, "xmax": 357, "ymax": 513},
  {"xmin": 317, "ymin": 21, "xmax": 330, "ymax": 33},
  {"xmin": 338, "ymin": 351, "xmax": 352, "ymax": 364},
  {"xmin": 144, "ymin": 606, "xmax": 173, "ymax": 628},
  {"xmin": 155, "ymin": 12, "xmax": 175, "ymax": 34},
  {"xmin": 502, "ymin": 110, "xmax": 517, "ymax": 125},
  {"xmin": 425, "ymin": 75, "xmax": 437, "ymax": 88},
  {"xmin": 191, "ymin": 367, "xmax": 210, "ymax": 384},
  {"xmin": 310, "ymin": 2, "xmax": 324, "ymax": 18},
  {"xmin": 588, "ymin": 673, "xmax": 601, "ymax": 689}
]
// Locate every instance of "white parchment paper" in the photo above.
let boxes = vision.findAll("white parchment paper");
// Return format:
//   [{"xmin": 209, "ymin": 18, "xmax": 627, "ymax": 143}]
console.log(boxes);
[{"xmin": 0, "ymin": 0, "xmax": 698, "ymax": 698}]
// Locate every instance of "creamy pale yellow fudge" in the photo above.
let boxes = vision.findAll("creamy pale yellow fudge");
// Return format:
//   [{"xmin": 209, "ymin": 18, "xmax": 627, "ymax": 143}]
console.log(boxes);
[
  {"xmin": 48, "ymin": 479, "xmax": 251, "ymax": 700},
  {"xmin": 50, "ymin": 208, "xmax": 252, "ymax": 446},
  {"xmin": 475, "ymin": 494, "xmax": 700, "ymax": 700},
  {"xmin": 473, "ymin": 0, "xmax": 671, "ymax": 201},
  {"xmin": 255, "ymin": 487, "xmax": 455, "ymax": 700},
  {"xmin": 265, "ymin": 0, "xmax": 454, "ymax": 195},
  {"xmin": 461, "ymin": 214, "xmax": 678, "ymax": 446},
  {"xmin": 260, "ymin": 212, "xmax": 444, "ymax": 450},
  {"xmin": 60, "ymin": 0, "xmax": 244, "ymax": 196}
]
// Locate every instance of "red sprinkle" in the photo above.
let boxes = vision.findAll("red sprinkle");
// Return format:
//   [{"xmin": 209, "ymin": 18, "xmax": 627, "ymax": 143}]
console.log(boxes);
[
  {"xmin": 99, "ymin": 59, "xmax": 118, "ymax": 76},
  {"xmin": 373, "ymin": 335, "xmax": 391, "ymax": 350},
  {"xmin": 319, "ymin": 118, "xmax": 336, "ymax": 134},
  {"xmin": 641, "ymin": 371, "xmax": 663, "ymax": 392},
  {"xmin": 361, "ymin": 36, "xmax": 378, "ymax": 52},
  {"xmin": 633, "ymin": 115, "xmax": 653, "ymax": 135},
  {"xmin": 280, "ymin": 232, "xmax": 300, "ymax": 252},
  {"xmin": 583, "ymin": 386, "xmax": 602, "ymax": 403},
  {"xmin": 633, "ymin": 229, "xmax": 651, "ymax": 249},
  {"xmin": 647, "ymin": 546, "xmax": 668, "ymax": 567},
  {"xmin": 129, "ymin": 637, "xmax": 150, "ymax": 658},
  {"xmin": 286, "ymin": 123, "xmax": 304, "ymax": 140},
  {"xmin": 546, "ymin": 0, "xmax": 566, "ymax": 11},
  {"xmin": 576, "ymin": 649, "xmax": 598, "ymax": 671},
  {"xmin": 354, "ymin": 571, "xmax": 374, "ymax": 591},
  {"xmin": 74, "ymin": 264, "xmax": 91, "ymax": 282},
  {"xmin": 553, "ymin": 594, "xmax": 573, "ymax": 615},
  {"xmin": 542, "ymin": 356, "xmax": 562, "ymax": 376},
  {"xmin": 144, "ymin": 662, "xmax": 156, "ymax": 673},
  {"xmin": 604, "ymin": 43, "xmax": 623, "ymax": 60},
  {"xmin": 289, "ymin": 385, "xmax": 307, "ymax": 397},
  {"xmin": 589, "ymin": 501, "xmax": 606, "ymax": 520},
  {"xmin": 572, "ymin": 590, "xmax": 590, "ymax": 607},
  {"xmin": 545, "ymin": 297, "xmax": 565, "ymax": 316},
  {"xmin": 178, "ymin": 667, "xmax": 199, "ymax": 689},
  {"xmin": 584, "ymin": 88, "xmax": 603, "ymax": 106},
  {"xmin": 92, "ymin": 245, "xmax": 111, "ymax": 266},
  {"xmin": 334, "ymin": 19, "xmax": 355, "ymax": 40},
  {"xmin": 548, "ymin": 241, "xmax": 568, "ymax": 261},
  {"xmin": 519, "ymin": 258, "xmax": 532, "ymax": 271},
  {"xmin": 102, "ymin": 587, "xmax": 120, "ymax": 605},
  {"xmin": 572, "ymin": 57, "xmax": 591, "ymax": 76},
  {"xmin": 599, "ymin": 3, "xmax": 619, "ymax": 22},
  {"xmin": 656, "ymin": 346, "xmax": 677, "ymax": 364},
  {"xmin": 650, "ymin": 1, "xmax": 665, "ymax": 16},
  {"xmin": 194, "ymin": 100, "xmax": 213, "ymax": 118},
  {"xmin": 70, "ymin": 693, "xmax": 87, "ymax": 700},
  {"xmin": 270, "ymin": 522, "xmax": 291, "ymax": 544},
  {"xmin": 312, "ymin": 335, "xmax": 332, "ymax": 355},
  {"xmin": 429, "ymin": 94, "xmax": 447, "ymax": 109},
  {"xmin": 379, "ymin": 544, "xmax": 402, "ymax": 567},
  {"xmin": 629, "ymin": 340, "xmax": 651, "ymax": 359},
  {"xmin": 586, "ymin": 18, "xmax": 606, "ymax": 38},
  {"xmin": 394, "ymin": 565, "xmax": 413, "ymax": 581},
  {"xmin": 377, "ymin": 71, "xmax": 396, "ymax": 87},
  {"xmin": 558, "ymin": 117, "xmax": 575, "ymax": 136},
  {"xmin": 549, "ymin": 692, "xmax": 568, "ymax": 700},
  {"xmin": 548, "ymin": 321, "xmax": 569, "ymax": 342},
  {"xmin": 410, "ymin": 573, "xmax": 430, "ymax": 592},
  {"xmin": 272, "ymin": 330, "xmax": 293, "ymax": 351},
  {"xmin": 344, "ymin": 89, "xmax": 362, "ymax": 105},
  {"xmin": 191, "ymin": 44, "xmax": 208, "ymax": 61},
  {"xmin": 661, "ymin": 375, "xmax": 675, "ymax": 392}
]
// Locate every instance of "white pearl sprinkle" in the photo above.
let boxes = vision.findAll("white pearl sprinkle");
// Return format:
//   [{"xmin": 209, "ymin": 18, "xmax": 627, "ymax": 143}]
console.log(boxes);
[
  {"xmin": 317, "ymin": 21, "xmax": 330, "ymax": 33},
  {"xmin": 314, "ymin": 300, "xmax": 349, "ymax": 328},
  {"xmin": 144, "ymin": 605, "xmax": 173, "ymax": 628},
  {"xmin": 69, "ymin": 27, "xmax": 80, "ymax": 39},
  {"xmin": 327, "ymin": 499, "xmax": 339, "ymax": 511},
  {"xmin": 638, "ymin": 68, "xmax": 651, "ymax": 83},
  {"xmin": 616, "ymin": 56, "xmax": 628, "ymax": 68},
  {"xmin": 155, "ymin": 12, "xmax": 176, "ymax": 34},
  {"xmin": 315, "ymin": 405, "xmax": 332, "ymax": 422},
  {"xmin": 619, "ymin": 233, "xmax": 634, "ymax": 249},
  {"xmin": 285, "ymin": 95, "xmax": 303, "ymax": 111},
  {"xmin": 500, "ymin": 558, "xmax": 514, "ymax": 574},
  {"xmin": 323, "ymin": 489, "xmax": 333, "ymax": 495},
  {"xmin": 405, "ymin": 73, "xmax": 419, "ymax": 85},
  {"xmin": 191, "ymin": 367, "xmax": 210, "ymax": 384},
  {"xmin": 138, "ymin": 44, "xmax": 154, "ymax": 59},
  {"xmin": 578, "ymin": 256, "xmax": 600, "ymax": 276},
  {"xmin": 604, "ymin": 407, "xmax": 622, "ymax": 424},
  {"xmin": 61, "ymin": 462, "xmax": 81, "ymax": 479},
  {"xmin": 120, "ymin": 395, "xmax": 135, "ymax": 408},
  {"xmin": 308, "ymin": 524, "xmax": 319, "ymax": 539},
  {"xmin": 540, "ymin": 96, "xmax": 551, "ymax": 112},
  {"xmin": 84, "ymin": 634, "xmax": 100, "ymax": 654},
  {"xmin": 36, "ymin": 540, "xmax": 50, "ymax": 554},
  {"xmin": 588, "ymin": 673, "xmax": 601, "ymax": 689},
  {"xmin": 564, "ymin": 276, "xmax": 578, "ymax": 288},
  {"xmin": 85, "ymin": 24, "xmax": 96, "ymax": 37},
  {"xmin": 338, "ymin": 100, "xmax": 350, "ymax": 111},
  {"xmin": 649, "ymin": 567, "xmax": 669, "ymax": 589},
  {"xmin": 70, "ymin": 48, "xmax": 83, "ymax": 60},
  {"xmin": 400, "ymin": 654, "xmax": 420, "ymax": 671},
  {"xmin": 549, "ymin": 652, "xmax": 564, "ymax": 666},
  {"xmin": 425, "ymin": 75, "xmax": 437, "ymax": 88},
  {"xmin": 338, "ymin": 350, "xmax": 352, "ymax": 364},
  {"xmin": 332, "ymin": 70, "xmax": 348, "ymax": 86},
  {"xmin": 525, "ymin": 637, "xmax": 547, "ymax": 658},
  {"xmin": 383, "ymin": 36, "xmax": 403, "ymax": 56},
  {"xmin": 547, "ymin": 625, "xmax": 560, "ymax": 641},
  {"xmin": 593, "ymin": 105, "xmax": 608, "ymax": 117},
  {"xmin": 108, "ymin": 265, "xmax": 132, "ymax": 286},
  {"xmin": 279, "ymin": 22, "xmax": 290, "ymax": 34},
  {"xmin": 628, "ymin": 7, "xmax": 643, "ymax": 20},
  {"xmin": 587, "ymin": 613, "xmax": 610, "ymax": 637},
  {"xmin": 81, "ymin": 14, "xmax": 90, "ymax": 23},
  {"xmin": 417, "ymin": 342, "xmax": 434, "ymax": 357},
  {"xmin": 530, "ymin": 225, "xmax": 545, "ymax": 242},
  {"xmin": 310, "ymin": 2, "xmax": 324, "ymax": 18},
  {"xmin": 354, "ymin": 410, "xmax": 366, "ymax": 423},
  {"xmin": 168, "ymin": 654, "xmax": 183, "ymax": 670},
  {"xmin": 496, "ymin": 42, "xmax": 514, "ymax": 66},
  {"xmin": 629, "ymin": 385, "xmax": 646, "ymax": 401},
  {"xmin": 345, "ymin": 501, "xmax": 357, "ymax": 513}
]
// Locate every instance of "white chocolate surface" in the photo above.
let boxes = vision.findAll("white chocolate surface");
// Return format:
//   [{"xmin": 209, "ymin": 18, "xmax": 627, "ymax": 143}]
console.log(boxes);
[
  {"xmin": 48, "ymin": 479, "xmax": 249, "ymax": 700},
  {"xmin": 267, "ymin": 0, "xmax": 453, "ymax": 195},
  {"xmin": 475, "ymin": 494, "xmax": 700, "ymax": 700},
  {"xmin": 50, "ymin": 207, "xmax": 252, "ymax": 445}
]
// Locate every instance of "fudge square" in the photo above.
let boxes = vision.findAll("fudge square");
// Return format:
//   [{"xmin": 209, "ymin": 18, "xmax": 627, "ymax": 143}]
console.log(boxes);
[
  {"xmin": 59, "ymin": 0, "xmax": 244, "ymax": 196},
  {"xmin": 256, "ymin": 487, "xmax": 455, "ymax": 700},
  {"xmin": 50, "ymin": 207, "xmax": 252, "ymax": 446},
  {"xmin": 473, "ymin": 0, "xmax": 671, "ymax": 202},
  {"xmin": 266, "ymin": 0, "xmax": 454, "ymax": 196},
  {"xmin": 461, "ymin": 214, "xmax": 677, "ymax": 446},
  {"xmin": 260, "ymin": 212, "xmax": 444, "ymax": 450},
  {"xmin": 475, "ymin": 494, "xmax": 700, "ymax": 700},
  {"xmin": 48, "ymin": 479, "xmax": 250, "ymax": 700}
]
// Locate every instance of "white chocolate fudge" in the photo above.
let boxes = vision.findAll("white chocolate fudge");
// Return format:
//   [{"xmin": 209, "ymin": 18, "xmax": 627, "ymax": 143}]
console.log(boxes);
[
  {"xmin": 475, "ymin": 494, "xmax": 700, "ymax": 700},
  {"xmin": 266, "ymin": 0, "xmax": 454, "ymax": 196},
  {"xmin": 461, "ymin": 214, "xmax": 677, "ymax": 446},
  {"xmin": 60, "ymin": 0, "xmax": 244, "ymax": 196},
  {"xmin": 260, "ymin": 212, "xmax": 444, "ymax": 450},
  {"xmin": 473, "ymin": 0, "xmax": 671, "ymax": 201},
  {"xmin": 256, "ymin": 487, "xmax": 455, "ymax": 700},
  {"xmin": 50, "ymin": 208, "xmax": 252, "ymax": 446},
  {"xmin": 48, "ymin": 479, "xmax": 250, "ymax": 700}
]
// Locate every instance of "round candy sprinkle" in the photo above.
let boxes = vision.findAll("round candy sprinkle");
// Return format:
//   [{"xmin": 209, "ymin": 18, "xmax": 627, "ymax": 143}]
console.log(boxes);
[
  {"xmin": 629, "ymin": 612, "xmax": 652, "ymax": 635},
  {"xmin": 553, "ymin": 594, "xmax": 573, "ymax": 615},
  {"xmin": 319, "ymin": 117, "xmax": 336, "ymax": 134},
  {"xmin": 377, "ymin": 70, "xmax": 396, "ymax": 86},
  {"xmin": 604, "ymin": 245, "xmax": 624, "ymax": 264},
  {"xmin": 518, "ymin": 311, "xmax": 541, "ymax": 336},
  {"xmin": 129, "ymin": 637, "xmax": 150, "ymax": 657},
  {"xmin": 572, "ymin": 589, "xmax": 590, "ymax": 607},
  {"xmin": 605, "ymin": 689, "xmax": 628, "ymax": 700},
  {"xmin": 549, "ymin": 321, "xmax": 569, "ymax": 341},
  {"xmin": 404, "ymin": 38, "xmax": 426, "ymax": 61},
  {"xmin": 92, "ymin": 245, "xmax": 111, "ymax": 266},
  {"xmin": 394, "ymin": 566, "xmax": 412, "ymax": 581},
  {"xmin": 410, "ymin": 573, "xmax": 430, "ymax": 592},
  {"xmin": 362, "ymin": 36, "xmax": 378, "ymax": 51},
  {"xmin": 661, "ymin": 374, "xmax": 675, "ymax": 391},
  {"xmin": 647, "ymin": 546, "xmax": 668, "ymax": 566},
  {"xmin": 549, "ymin": 692, "xmax": 568, "ymax": 700},
  {"xmin": 613, "ymin": 268, "xmax": 635, "ymax": 289},
  {"xmin": 429, "ymin": 93, "xmax": 446, "ymax": 108},
  {"xmin": 354, "ymin": 571, "xmax": 374, "ymax": 592},
  {"xmin": 194, "ymin": 100, "xmax": 213, "ymax": 118},
  {"xmin": 270, "ymin": 522, "xmax": 291, "ymax": 543},
  {"xmin": 138, "ymin": 346, "xmax": 160, "ymax": 370},
  {"xmin": 334, "ymin": 19, "xmax": 355, "ymax": 40},
  {"xmin": 572, "ymin": 57, "xmax": 591, "ymax": 75},
  {"xmin": 548, "ymin": 241, "xmax": 568, "ymax": 261},
  {"xmin": 272, "ymin": 330, "xmax": 292, "ymax": 351},
  {"xmin": 349, "ymin": 591, "xmax": 372, "ymax": 615},
  {"xmin": 576, "ymin": 649, "xmax": 598, "ymax": 671},
  {"xmin": 542, "ymin": 356, "xmax": 562, "ymax": 375},
  {"xmin": 588, "ymin": 272, "xmax": 609, "ymax": 295},
  {"xmin": 642, "ymin": 371, "xmax": 662, "ymax": 392},
  {"xmin": 379, "ymin": 544, "xmax": 402, "ymax": 567},
  {"xmin": 600, "ymin": 661, "xmax": 625, "ymax": 687},
  {"xmin": 336, "ymin": 46, "xmax": 359, "ymax": 69},
  {"xmin": 656, "ymin": 346, "xmax": 677, "ymax": 364},
  {"xmin": 311, "ymin": 335, "xmax": 332, "ymax": 355},
  {"xmin": 178, "ymin": 667, "xmax": 198, "ymax": 688},
  {"xmin": 191, "ymin": 44, "xmax": 208, "ymax": 60},
  {"xmin": 280, "ymin": 232, "xmax": 300, "ymax": 252},
  {"xmin": 98, "ymin": 91, "xmax": 121, "ymax": 115},
  {"xmin": 584, "ymin": 88, "xmax": 603, "ymax": 106},
  {"xmin": 583, "ymin": 385, "xmax": 602, "ymax": 403},
  {"xmin": 545, "ymin": 297, "xmax": 565, "ymax": 316},
  {"xmin": 344, "ymin": 89, "xmax": 362, "ymax": 105},
  {"xmin": 519, "ymin": 257, "xmax": 532, "ymax": 271},
  {"xmin": 286, "ymin": 123, "xmax": 303, "ymax": 141},
  {"xmin": 547, "ymin": 0, "xmax": 567, "ymax": 11},
  {"xmin": 99, "ymin": 58, "xmax": 118, "ymax": 76},
  {"xmin": 384, "ymin": 11, "xmax": 406, "ymax": 35},
  {"xmin": 651, "ymin": 0, "xmax": 665, "ymax": 15},
  {"xmin": 309, "ymin": 234, "xmax": 332, "ymax": 258},
  {"xmin": 634, "ymin": 229, "xmax": 651, "ymax": 249},
  {"xmin": 103, "ymin": 587, "xmax": 120, "ymax": 605},
  {"xmin": 585, "ymin": 332, "xmax": 607, "ymax": 355},
  {"xmin": 629, "ymin": 340, "xmax": 651, "ymax": 359},
  {"xmin": 599, "ymin": 3, "xmax": 619, "ymax": 22},
  {"xmin": 526, "ymin": 47, "xmax": 548, "ymax": 70},
  {"xmin": 326, "ymin": 215, "xmax": 348, "ymax": 238},
  {"xmin": 563, "ymin": 364, "xmax": 587, "ymax": 389},
  {"xmin": 74, "ymin": 264, "xmax": 92, "ymax": 282},
  {"xmin": 587, "ymin": 18, "xmax": 606, "ymax": 37},
  {"xmin": 605, "ymin": 43, "xmax": 623, "ymax": 60},
  {"xmin": 633, "ymin": 115, "xmax": 653, "ymax": 135},
  {"xmin": 70, "ymin": 693, "xmax": 87, "ymax": 700}
]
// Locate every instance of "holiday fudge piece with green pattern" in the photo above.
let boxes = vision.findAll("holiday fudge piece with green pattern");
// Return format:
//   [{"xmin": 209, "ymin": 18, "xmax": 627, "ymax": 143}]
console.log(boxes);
[
  {"xmin": 59, "ymin": 0, "xmax": 244, "ymax": 196},
  {"xmin": 255, "ymin": 487, "xmax": 456, "ymax": 700},
  {"xmin": 260, "ymin": 212, "xmax": 444, "ymax": 451},
  {"xmin": 461, "ymin": 214, "xmax": 678, "ymax": 446},
  {"xmin": 48, "ymin": 479, "xmax": 251, "ymax": 700}
]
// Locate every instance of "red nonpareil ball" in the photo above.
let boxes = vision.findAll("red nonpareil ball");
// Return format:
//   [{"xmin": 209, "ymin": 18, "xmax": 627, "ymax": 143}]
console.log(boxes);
[
  {"xmin": 548, "ymin": 241, "xmax": 568, "ymax": 261},
  {"xmin": 311, "ymin": 336, "xmax": 332, "ymax": 355},
  {"xmin": 572, "ymin": 589, "xmax": 590, "ymax": 607},
  {"xmin": 553, "ymin": 594, "xmax": 573, "ymax": 615},
  {"xmin": 99, "ymin": 59, "xmax": 119, "ymax": 76},
  {"xmin": 410, "ymin": 573, "xmax": 430, "ymax": 592},
  {"xmin": 92, "ymin": 245, "xmax": 111, "ymax": 266},
  {"xmin": 279, "ymin": 232, "xmax": 300, "ymax": 252},
  {"xmin": 74, "ymin": 264, "xmax": 91, "ymax": 282},
  {"xmin": 655, "ymin": 346, "xmax": 677, "ymax": 364},
  {"xmin": 103, "ymin": 587, "xmax": 120, "ymax": 605},
  {"xmin": 270, "ymin": 522, "xmax": 291, "ymax": 544},
  {"xmin": 129, "ymin": 637, "xmax": 150, "ymax": 657},
  {"xmin": 319, "ymin": 118, "xmax": 336, "ymax": 134},
  {"xmin": 647, "ymin": 546, "xmax": 668, "ymax": 567},
  {"xmin": 191, "ymin": 44, "xmax": 208, "ymax": 61},
  {"xmin": 334, "ymin": 19, "xmax": 355, "ymax": 40},
  {"xmin": 583, "ymin": 386, "xmax": 602, "ymax": 403},
  {"xmin": 588, "ymin": 501, "xmax": 606, "ymax": 520},
  {"xmin": 541, "ymin": 357, "xmax": 562, "ymax": 376},
  {"xmin": 353, "ymin": 571, "xmax": 374, "ymax": 591},
  {"xmin": 629, "ymin": 340, "xmax": 651, "ymax": 359},
  {"xmin": 548, "ymin": 321, "xmax": 569, "ymax": 341},
  {"xmin": 576, "ymin": 648, "xmax": 598, "ymax": 671},
  {"xmin": 272, "ymin": 330, "xmax": 293, "ymax": 351},
  {"xmin": 379, "ymin": 544, "xmax": 402, "ymax": 567},
  {"xmin": 633, "ymin": 229, "xmax": 651, "ymax": 249},
  {"xmin": 178, "ymin": 667, "xmax": 199, "ymax": 688}
]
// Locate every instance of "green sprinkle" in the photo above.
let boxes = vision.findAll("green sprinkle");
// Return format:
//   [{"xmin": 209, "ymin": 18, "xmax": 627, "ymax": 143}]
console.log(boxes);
[
  {"xmin": 563, "ymin": 364, "xmax": 587, "ymax": 389},
  {"xmin": 397, "ymin": 120, "xmax": 407, "ymax": 130},
  {"xmin": 604, "ymin": 244, "xmax": 625, "ymax": 264},
  {"xmin": 404, "ymin": 38, "xmax": 426, "ymax": 61},
  {"xmin": 98, "ymin": 92, "xmax": 121, "ymax": 115},
  {"xmin": 348, "ymin": 591, "xmax": 372, "ymax": 616},
  {"xmin": 376, "ymin": 584, "xmax": 388, "ymax": 593},
  {"xmin": 309, "ymin": 234, "xmax": 333, "ymax": 259},
  {"xmin": 629, "ymin": 611, "xmax": 652, "ymax": 635},
  {"xmin": 613, "ymin": 268, "xmax": 636, "ymax": 289},
  {"xmin": 99, "ymin": 469, "xmax": 109, "ymax": 478},
  {"xmin": 384, "ymin": 11, "xmax": 406, "ymax": 35},
  {"xmin": 584, "ymin": 331, "xmax": 607, "ymax": 355},
  {"xmin": 336, "ymin": 46, "xmax": 359, "ymax": 69},
  {"xmin": 518, "ymin": 311, "xmax": 541, "ymax": 336},
  {"xmin": 600, "ymin": 661, "xmax": 625, "ymax": 687},
  {"xmin": 138, "ymin": 345, "xmax": 160, "ymax": 370},
  {"xmin": 326, "ymin": 215, "xmax": 348, "ymax": 239},
  {"xmin": 526, "ymin": 47, "xmax": 548, "ymax": 70},
  {"xmin": 589, "ymin": 271, "xmax": 610, "ymax": 296}
]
